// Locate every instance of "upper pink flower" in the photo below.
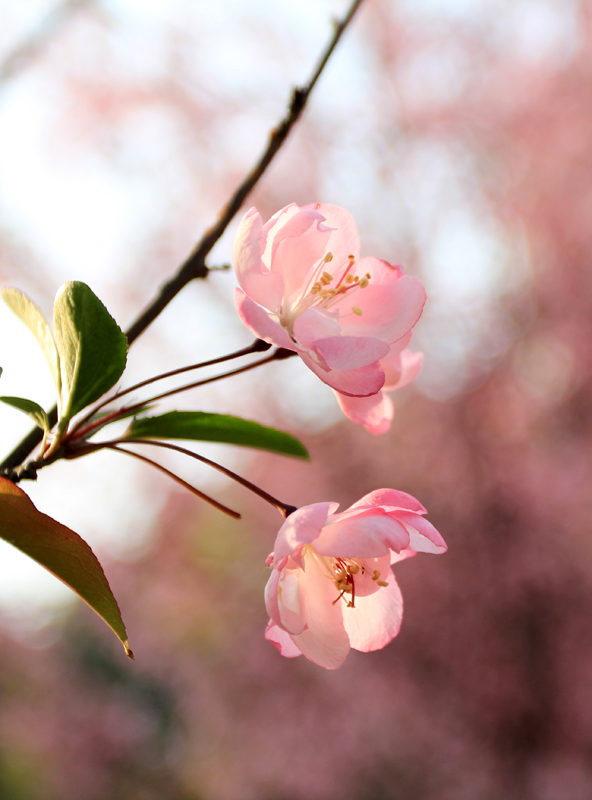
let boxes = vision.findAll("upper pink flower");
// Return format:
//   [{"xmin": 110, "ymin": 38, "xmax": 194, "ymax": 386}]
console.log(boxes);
[
  {"xmin": 233, "ymin": 203, "xmax": 426, "ymax": 397},
  {"xmin": 264, "ymin": 489, "xmax": 447, "ymax": 670}
]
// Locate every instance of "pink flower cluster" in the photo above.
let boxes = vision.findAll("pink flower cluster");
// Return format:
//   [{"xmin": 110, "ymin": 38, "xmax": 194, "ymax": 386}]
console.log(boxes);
[
  {"xmin": 232, "ymin": 202, "xmax": 446, "ymax": 667},
  {"xmin": 265, "ymin": 490, "xmax": 446, "ymax": 669},
  {"xmin": 233, "ymin": 203, "xmax": 425, "ymax": 434}
]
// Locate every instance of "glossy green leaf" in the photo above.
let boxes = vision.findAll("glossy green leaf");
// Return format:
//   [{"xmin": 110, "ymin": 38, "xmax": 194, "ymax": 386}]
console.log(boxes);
[
  {"xmin": 0, "ymin": 477, "xmax": 132, "ymax": 658},
  {"xmin": 0, "ymin": 396, "xmax": 50, "ymax": 432},
  {"xmin": 1, "ymin": 287, "xmax": 61, "ymax": 395},
  {"xmin": 126, "ymin": 410, "xmax": 309, "ymax": 458},
  {"xmin": 53, "ymin": 282, "xmax": 127, "ymax": 421}
]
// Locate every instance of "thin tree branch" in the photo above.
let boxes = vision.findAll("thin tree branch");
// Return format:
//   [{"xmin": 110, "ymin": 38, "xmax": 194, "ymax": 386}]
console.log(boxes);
[{"xmin": 0, "ymin": 0, "xmax": 367, "ymax": 474}]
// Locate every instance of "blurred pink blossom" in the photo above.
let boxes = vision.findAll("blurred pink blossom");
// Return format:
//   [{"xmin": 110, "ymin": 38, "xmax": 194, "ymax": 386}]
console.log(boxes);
[
  {"xmin": 233, "ymin": 203, "xmax": 426, "ymax": 400},
  {"xmin": 264, "ymin": 489, "xmax": 446, "ymax": 669}
]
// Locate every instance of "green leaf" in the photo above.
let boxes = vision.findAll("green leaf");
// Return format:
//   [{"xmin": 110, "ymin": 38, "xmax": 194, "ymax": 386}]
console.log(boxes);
[
  {"xmin": 0, "ymin": 396, "xmax": 50, "ymax": 432},
  {"xmin": 125, "ymin": 410, "xmax": 309, "ymax": 459},
  {"xmin": 53, "ymin": 282, "xmax": 127, "ymax": 422},
  {"xmin": 0, "ymin": 477, "xmax": 132, "ymax": 658},
  {"xmin": 1, "ymin": 287, "xmax": 60, "ymax": 396}
]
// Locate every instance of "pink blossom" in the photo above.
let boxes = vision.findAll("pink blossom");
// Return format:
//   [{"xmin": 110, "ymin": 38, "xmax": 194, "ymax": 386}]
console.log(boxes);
[
  {"xmin": 233, "ymin": 203, "xmax": 426, "ymax": 397},
  {"xmin": 264, "ymin": 489, "xmax": 447, "ymax": 669},
  {"xmin": 334, "ymin": 334, "xmax": 424, "ymax": 434}
]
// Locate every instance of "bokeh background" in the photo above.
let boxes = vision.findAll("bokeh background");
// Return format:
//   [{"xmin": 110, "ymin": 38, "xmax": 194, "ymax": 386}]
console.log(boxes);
[{"xmin": 0, "ymin": 0, "xmax": 590, "ymax": 797}]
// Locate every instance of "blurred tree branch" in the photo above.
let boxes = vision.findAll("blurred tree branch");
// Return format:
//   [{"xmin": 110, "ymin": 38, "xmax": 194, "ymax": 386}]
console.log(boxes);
[
  {"xmin": 0, "ymin": 0, "xmax": 367, "ymax": 474},
  {"xmin": 0, "ymin": 0, "xmax": 93, "ymax": 89}
]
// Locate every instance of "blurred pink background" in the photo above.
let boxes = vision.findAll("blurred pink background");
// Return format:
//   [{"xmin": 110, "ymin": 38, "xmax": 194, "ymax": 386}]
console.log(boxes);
[{"xmin": 0, "ymin": 0, "xmax": 591, "ymax": 797}]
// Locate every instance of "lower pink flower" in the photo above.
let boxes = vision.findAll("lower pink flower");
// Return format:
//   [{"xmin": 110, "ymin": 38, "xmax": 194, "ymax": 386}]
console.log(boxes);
[{"xmin": 264, "ymin": 489, "xmax": 447, "ymax": 669}]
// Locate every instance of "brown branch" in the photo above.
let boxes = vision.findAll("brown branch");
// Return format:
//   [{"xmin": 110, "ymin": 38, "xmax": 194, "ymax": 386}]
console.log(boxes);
[{"xmin": 0, "ymin": 0, "xmax": 367, "ymax": 474}]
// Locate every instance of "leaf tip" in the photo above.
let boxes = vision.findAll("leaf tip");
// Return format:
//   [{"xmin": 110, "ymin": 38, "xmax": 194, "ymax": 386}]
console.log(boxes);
[{"xmin": 124, "ymin": 642, "xmax": 135, "ymax": 660}]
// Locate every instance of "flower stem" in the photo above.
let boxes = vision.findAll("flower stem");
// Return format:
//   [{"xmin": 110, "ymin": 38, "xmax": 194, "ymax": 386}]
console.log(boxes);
[
  {"xmin": 69, "ymin": 338, "xmax": 271, "ymax": 438},
  {"xmin": 116, "ymin": 347, "xmax": 296, "ymax": 419},
  {"xmin": 68, "ymin": 442, "xmax": 241, "ymax": 519},
  {"xmin": 102, "ymin": 437, "xmax": 297, "ymax": 518}
]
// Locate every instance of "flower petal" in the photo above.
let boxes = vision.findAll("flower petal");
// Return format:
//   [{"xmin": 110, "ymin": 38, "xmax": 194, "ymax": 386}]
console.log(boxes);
[
  {"xmin": 349, "ymin": 489, "xmax": 428, "ymax": 515},
  {"xmin": 335, "ymin": 390, "xmax": 394, "ymax": 435},
  {"xmin": 233, "ymin": 208, "xmax": 285, "ymax": 309},
  {"xmin": 385, "ymin": 349, "xmax": 423, "ymax": 391},
  {"xmin": 337, "ymin": 271, "xmax": 426, "ymax": 343},
  {"xmin": 290, "ymin": 550, "xmax": 350, "ymax": 669},
  {"xmin": 273, "ymin": 502, "xmax": 337, "ymax": 562},
  {"xmin": 390, "ymin": 548, "xmax": 417, "ymax": 565},
  {"xmin": 302, "ymin": 203, "xmax": 360, "ymax": 265},
  {"xmin": 276, "ymin": 566, "xmax": 307, "ymax": 634},
  {"xmin": 299, "ymin": 351, "xmax": 385, "ymax": 396},
  {"xmin": 265, "ymin": 621, "xmax": 303, "ymax": 658},
  {"xmin": 395, "ymin": 512, "xmax": 448, "ymax": 554},
  {"xmin": 264, "ymin": 567, "xmax": 282, "ymax": 624},
  {"xmin": 293, "ymin": 308, "xmax": 340, "ymax": 351},
  {"xmin": 342, "ymin": 572, "xmax": 403, "ymax": 652},
  {"xmin": 234, "ymin": 290, "xmax": 296, "ymax": 350},
  {"xmin": 352, "ymin": 554, "xmax": 392, "ymax": 597},
  {"xmin": 269, "ymin": 210, "xmax": 331, "ymax": 302},
  {"xmin": 315, "ymin": 335, "xmax": 390, "ymax": 371},
  {"xmin": 314, "ymin": 511, "xmax": 410, "ymax": 558}
]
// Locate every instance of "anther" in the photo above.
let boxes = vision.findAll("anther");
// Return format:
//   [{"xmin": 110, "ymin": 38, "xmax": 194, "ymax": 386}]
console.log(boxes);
[
  {"xmin": 345, "ymin": 274, "xmax": 355, "ymax": 284},
  {"xmin": 372, "ymin": 570, "xmax": 381, "ymax": 581},
  {"xmin": 358, "ymin": 278, "xmax": 369, "ymax": 288},
  {"xmin": 377, "ymin": 580, "xmax": 389, "ymax": 588},
  {"xmin": 324, "ymin": 252, "xmax": 333, "ymax": 263},
  {"xmin": 352, "ymin": 307, "xmax": 363, "ymax": 316}
]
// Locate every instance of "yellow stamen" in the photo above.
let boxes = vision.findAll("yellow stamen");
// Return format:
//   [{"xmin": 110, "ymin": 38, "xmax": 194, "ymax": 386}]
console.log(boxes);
[
  {"xmin": 345, "ymin": 274, "xmax": 355, "ymax": 284},
  {"xmin": 352, "ymin": 307, "xmax": 363, "ymax": 316},
  {"xmin": 358, "ymin": 278, "xmax": 369, "ymax": 289},
  {"xmin": 377, "ymin": 580, "xmax": 389, "ymax": 588},
  {"xmin": 324, "ymin": 252, "xmax": 333, "ymax": 263}
]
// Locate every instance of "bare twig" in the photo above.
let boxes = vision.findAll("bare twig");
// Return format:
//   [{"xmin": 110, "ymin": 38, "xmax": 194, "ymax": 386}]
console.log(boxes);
[{"xmin": 0, "ymin": 0, "xmax": 366, "ymax": 474}]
